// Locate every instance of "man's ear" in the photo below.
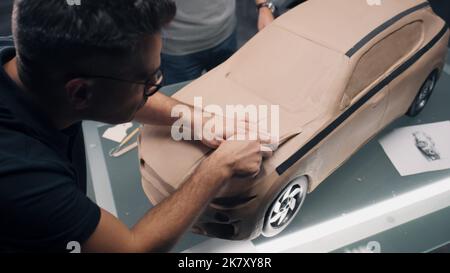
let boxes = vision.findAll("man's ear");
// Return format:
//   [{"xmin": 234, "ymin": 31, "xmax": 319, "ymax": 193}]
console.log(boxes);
[{"xmin": 65, "ymin": 78, "xmax": 93, "ymax": 111}]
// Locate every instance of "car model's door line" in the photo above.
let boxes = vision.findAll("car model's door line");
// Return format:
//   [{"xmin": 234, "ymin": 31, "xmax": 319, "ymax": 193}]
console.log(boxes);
[
  {"xmin": 276, "ymin": 24, "xmax": 449, "ymax": 175},
  {"xmin": 369, "ymin": 91, "xmax": 387, "ymax": 108}
]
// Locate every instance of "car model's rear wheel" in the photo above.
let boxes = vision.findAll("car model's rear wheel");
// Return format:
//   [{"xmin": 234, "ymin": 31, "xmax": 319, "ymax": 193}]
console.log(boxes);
[
  {"xmin": 262, "ymin": 176, "xmax": 308, "ymax": 237},
  {"xmin": 407, "ymin": 71, "xmax": 438, "ymax": 117}
]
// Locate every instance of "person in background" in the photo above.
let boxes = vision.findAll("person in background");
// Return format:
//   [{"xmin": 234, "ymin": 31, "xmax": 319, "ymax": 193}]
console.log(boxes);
[{"xmin": 161, "ymin": 0, "xmax": 276, "ymax": 85}]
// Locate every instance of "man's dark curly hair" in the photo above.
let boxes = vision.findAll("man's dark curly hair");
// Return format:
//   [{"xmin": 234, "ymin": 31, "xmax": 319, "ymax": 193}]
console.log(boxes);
[{"xmin": 12, "ymin": 0, "xmax": 176, "ymax": 90}]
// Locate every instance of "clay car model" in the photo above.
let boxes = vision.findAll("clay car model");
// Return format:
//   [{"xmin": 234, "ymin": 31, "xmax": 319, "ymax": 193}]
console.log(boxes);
[{"xmin": 138, "ymin": 0, "xmax": 449, "ymax": 240}]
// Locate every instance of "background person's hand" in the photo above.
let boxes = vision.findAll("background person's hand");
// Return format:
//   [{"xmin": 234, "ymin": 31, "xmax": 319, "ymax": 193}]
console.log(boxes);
[{"xmin": 257, "ymin": 7, "xmax": 274, "ymax": 31}]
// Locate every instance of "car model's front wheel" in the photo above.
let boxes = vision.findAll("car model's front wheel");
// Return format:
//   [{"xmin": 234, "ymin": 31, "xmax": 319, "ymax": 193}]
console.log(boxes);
[
  {"xmin": 262, "ymin": 176, "xmax": 308, "ymax": 237},
  {"xmin": 407, "ymin": 71, "xmax": 438, "ymax": 117}
]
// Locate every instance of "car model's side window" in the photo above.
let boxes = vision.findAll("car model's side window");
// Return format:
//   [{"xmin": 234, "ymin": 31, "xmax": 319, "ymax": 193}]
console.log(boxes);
[{"xmin": 343, "ymin": 21, "xmax": 424, "ymax": 104}]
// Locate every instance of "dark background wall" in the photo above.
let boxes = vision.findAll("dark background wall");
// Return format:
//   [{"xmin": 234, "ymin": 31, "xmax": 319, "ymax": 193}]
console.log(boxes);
[
  {"xmin": 428, "ymin": 0, "xmax": 450, "ymax": 30},
  {"xmin": 0, "ymin": 0, "xmax": 449, "ymax": 43},
  {"xmin": 0, "ymin": 1, "xmax": 12, "ymax": 36}
]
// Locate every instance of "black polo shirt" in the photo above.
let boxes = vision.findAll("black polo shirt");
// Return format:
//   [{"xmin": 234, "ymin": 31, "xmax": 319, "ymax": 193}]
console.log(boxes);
[{"xmin": 0, "ymin": 37, "xmax": 100, "ymax": 252}]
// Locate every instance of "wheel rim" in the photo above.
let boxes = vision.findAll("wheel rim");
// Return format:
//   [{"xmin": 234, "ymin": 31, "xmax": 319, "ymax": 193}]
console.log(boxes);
[
  {"xmin": 415, "ymin": 74, "xmax": 436, "ymax": 111},
  {"xmin": 262, "ymin": 177, "xmax": 308, "ymax": 237}
]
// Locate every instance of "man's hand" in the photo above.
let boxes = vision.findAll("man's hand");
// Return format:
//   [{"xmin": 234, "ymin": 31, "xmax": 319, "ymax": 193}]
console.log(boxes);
[
  {"xmin": 199, "ymin": 114, "xmax": 274, "ymax": 150},
  {"xmin": 257, "ymin": 5, "xmax": 275, "ymax": 31},
  {"xmin": 210, "ymin": 138, "xmax": 270, "ymax": 177},
  {"xmin": 199, "ymin": 114, "xmax": 251, "ymax": 148}
]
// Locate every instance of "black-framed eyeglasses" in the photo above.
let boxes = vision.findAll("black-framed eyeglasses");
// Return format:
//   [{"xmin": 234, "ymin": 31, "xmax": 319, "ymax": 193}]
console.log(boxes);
[{"xmin": 79, "ymin": 69, "xmax": 163, "ymax": 97}]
